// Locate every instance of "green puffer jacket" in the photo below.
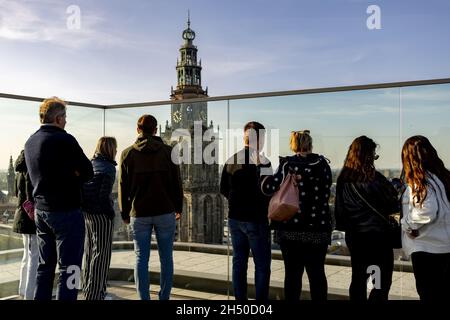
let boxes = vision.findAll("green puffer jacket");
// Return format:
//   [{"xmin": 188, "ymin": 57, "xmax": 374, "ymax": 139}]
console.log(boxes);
[{"xmin": 118, "ymin": 134, "xmax": 183, "ymax": 220}]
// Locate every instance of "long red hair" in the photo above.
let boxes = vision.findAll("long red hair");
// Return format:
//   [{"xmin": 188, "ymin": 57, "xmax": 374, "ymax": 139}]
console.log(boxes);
[
  {"xmin": 338, "ymin": 136, "xmax": 377, "ymax": 182},
  {"xmin": 402, "ymin": 136, "xmax": 450, "ymax": 206}
]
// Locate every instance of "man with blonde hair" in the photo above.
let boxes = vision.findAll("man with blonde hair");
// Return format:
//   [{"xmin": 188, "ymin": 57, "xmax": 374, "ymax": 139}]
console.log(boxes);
[{"xmin": 25, "ymin": 97, "xmax": 93, "ymax": 300}]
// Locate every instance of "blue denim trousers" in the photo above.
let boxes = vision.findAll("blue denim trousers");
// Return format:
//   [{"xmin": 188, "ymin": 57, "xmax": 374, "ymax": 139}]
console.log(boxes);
[
  {"xmin": 130, "ymin": 213, "xmax": 176, "ymax": 300},
  {"xmin": 228, "ymin": 218, "xmax": 271, "ymax": 301},
  {"xmin": 34, "ymin": 208, "xmax": 85, "ymax": 300}
]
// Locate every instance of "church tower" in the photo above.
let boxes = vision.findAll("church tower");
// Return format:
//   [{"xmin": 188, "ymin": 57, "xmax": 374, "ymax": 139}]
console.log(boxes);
[
  {"xmin": 170, "ymin": 12, "xmax": 208, "ymax": 130},
  {"xmin": 162, "ymin": 14, "xmax": 224, "ymax": 244},
  {"xmin": 7, "ymin": 155, "xmax": 15, "ymax": 199}
]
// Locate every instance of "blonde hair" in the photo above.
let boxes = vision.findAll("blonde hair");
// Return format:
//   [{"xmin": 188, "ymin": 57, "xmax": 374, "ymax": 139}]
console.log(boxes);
[
  {"xmin": 290, "ymin": 130, "xmax": 312, "ymax": 153},
  {"xmin": 94, "ymin": 136, "xmax": 117, "ymax": 161},
  {"xmin": 39, "ymin": 97, "xmax": 66, "ymax": 124}
]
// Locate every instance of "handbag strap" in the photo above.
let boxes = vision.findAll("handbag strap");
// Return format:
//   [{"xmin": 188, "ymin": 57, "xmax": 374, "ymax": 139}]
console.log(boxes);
[{"xmin": 351, "ymin": 183, "xmax": 391, "ymax": 225}]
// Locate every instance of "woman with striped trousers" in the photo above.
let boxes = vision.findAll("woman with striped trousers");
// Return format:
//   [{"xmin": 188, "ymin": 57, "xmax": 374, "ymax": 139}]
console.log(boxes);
[{"xmin": 82, "ymin": 137, "xmax": 117, "ymax": 300}]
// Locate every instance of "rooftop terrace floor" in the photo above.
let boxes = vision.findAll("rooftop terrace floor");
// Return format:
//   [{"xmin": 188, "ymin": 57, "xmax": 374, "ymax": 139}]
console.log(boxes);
[{"xmin": 1, "ymin": 248, "xmax": 419, "ymax": 300}]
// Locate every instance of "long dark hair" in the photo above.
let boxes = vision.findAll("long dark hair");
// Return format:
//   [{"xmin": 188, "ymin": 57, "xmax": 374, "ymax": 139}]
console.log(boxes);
[
  {"xmin": 338, "ymin": 136, "xmax": 378, "ymax": 182},
  {"xmin": 402, "ymin": 135, "xmax": 450, "ymax": 205}
]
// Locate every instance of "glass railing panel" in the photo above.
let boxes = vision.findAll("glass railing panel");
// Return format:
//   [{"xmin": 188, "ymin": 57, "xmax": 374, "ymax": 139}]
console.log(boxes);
[
  {"xmin": 105, "ymin": 101, "xmax": 229, "ymax": 244},
  {"xmin": 396, "ymin": 83, "xmax": 450, "ymax": 299},
  {"xmin": 105, "ymin": 100, "xmax": 232, "ymax": 297},
  {"xmin": 0, "ymin": 98, "xmax": 103, "ymax": 298},
  {"xmin": 229, "ymin": 88, "xmax": 404, "ymax": 298},
  {"xmin": 401, "ymin": 83, "xmax": 450, "ymax": 164},
  {"xmin": 105, "ymin": 105, "xmax": 171, "ymax": 241},
  {"xmin": 229, "ymin": 88, "xmax": 401, "ymax": 172},
  {"xmin": 65, "ymin": 105, "xmax": 105, "ymax": 158},
  {"xmin": 0, "ymin": 98, "xmax": 43, "ymax": 251}
]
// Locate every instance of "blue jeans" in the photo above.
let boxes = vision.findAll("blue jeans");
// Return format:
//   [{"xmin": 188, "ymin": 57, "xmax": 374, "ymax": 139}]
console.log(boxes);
[
  {"xmin": 130, "ymin": 213, "xmax": 176, "ymax": 300},
  {"xmin": 228, "ymin": 218, "xmax": 271, "ymax": 301},
  {"xmin": 34, "ymin": 208, "xmax": 85, "ymax": 300}
]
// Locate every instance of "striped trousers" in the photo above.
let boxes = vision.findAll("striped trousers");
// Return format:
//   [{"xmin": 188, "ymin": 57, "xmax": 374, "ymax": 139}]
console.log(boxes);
[{"xmin": 82, "ymin": 213, "xmax": 114, "ymax": 300}]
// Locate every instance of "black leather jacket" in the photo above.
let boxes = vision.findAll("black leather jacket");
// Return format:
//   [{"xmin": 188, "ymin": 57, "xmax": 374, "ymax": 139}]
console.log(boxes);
[{"xmin": 334, "ymin": 171, "xmax": 399, "ymax": 234}]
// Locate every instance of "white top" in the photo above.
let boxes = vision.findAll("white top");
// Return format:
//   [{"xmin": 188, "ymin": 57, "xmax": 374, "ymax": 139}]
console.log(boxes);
[{"xmin": 401, "ymin": 173, "xmax": 450, "ymax": 256}]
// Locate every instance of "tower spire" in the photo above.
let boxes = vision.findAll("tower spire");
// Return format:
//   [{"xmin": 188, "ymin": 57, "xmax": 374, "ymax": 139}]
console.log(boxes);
[
  {"xmin": 172, "ymin": 12, "xmax": 207, "ymax": 100},
  {"xmin": 187, "ymin": 10, "xmax": 190, "ymax": 28},
  {"xmin": 7, "ymin": 155, "xmax": 15, "ymax": 199}
]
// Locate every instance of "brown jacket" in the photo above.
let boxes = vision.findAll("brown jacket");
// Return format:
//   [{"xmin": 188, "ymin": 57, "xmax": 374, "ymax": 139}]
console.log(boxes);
[{"xmin": 118, "ymin": 134, "xmax": 183, "ymax": 220}]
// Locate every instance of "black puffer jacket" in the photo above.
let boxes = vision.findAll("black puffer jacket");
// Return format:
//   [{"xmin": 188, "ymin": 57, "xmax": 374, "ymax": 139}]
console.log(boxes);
[
  {"xmin": 261, "ymin": 154, "xmax": 332, "ymax": 233},
  {"xmin": 334, "ymin": 170, "xmax": 399, "ymax": 234},
  {"xmin": 82, "ymin": 153, "xmax": 117, "ymax": 220},
  {"xmin": 12, "ymin": 150, "xmax": 36, "ymax": 234}
]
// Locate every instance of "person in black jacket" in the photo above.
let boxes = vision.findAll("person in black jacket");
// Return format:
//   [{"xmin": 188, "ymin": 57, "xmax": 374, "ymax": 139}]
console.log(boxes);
[
  {"xmin": 335, "ymin": 136, "xmax": 399, "ymax": 301},
  {"xmin": 81, "ymin": 137, "xmax": 117, "ymax": 300},
  {"xmin": 12, "ymin": 150, "xmax": 38, "ymax": 300},
  {"xmin": 24, "ymin": 97, "xmax": 93, "ymax": 300},
  {"xmin": 119, "ymin": 115, "xmax": 182, "ymax": 300},
  {"xmin": 220, "ymin": 121, "xmax": 272, "ymax": 301},
  {"xmin": 261, "ymin": 130, "xmax": 332, "ymax": 301}
]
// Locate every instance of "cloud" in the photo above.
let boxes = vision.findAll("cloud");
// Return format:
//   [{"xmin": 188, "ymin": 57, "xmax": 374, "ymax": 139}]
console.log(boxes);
[
  {"xmin": 313, "ymin": 104, "xmax": 398, "ymax": 116},
  {"xmin": 204, "ymin": 45, "xmax": 276, "ymax": 78},
  {"xmin": 208, "ymin": 60, "xmax": 267, "ymax": 76},
  {"xmin": 0, "ymin": 0, "xmax": 126, "ymax": 49}
]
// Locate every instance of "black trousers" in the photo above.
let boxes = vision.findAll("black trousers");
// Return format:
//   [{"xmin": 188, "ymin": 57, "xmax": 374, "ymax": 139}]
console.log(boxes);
[
  {"xmin": 346, "ymin": 232, "xmax": 393, "ymax": 301},
  {"xmin": 411, "ymin": 251, "xmax": 450, "ymax": 302},
  {"xmin": 280, "ymin": 240, "xmax": 328, "ymax": 301}
]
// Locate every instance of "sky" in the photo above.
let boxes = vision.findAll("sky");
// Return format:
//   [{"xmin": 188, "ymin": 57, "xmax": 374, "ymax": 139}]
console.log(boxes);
[{"xmin": 1, "ymin": 0, "xmax": 450, "ymax": 169}]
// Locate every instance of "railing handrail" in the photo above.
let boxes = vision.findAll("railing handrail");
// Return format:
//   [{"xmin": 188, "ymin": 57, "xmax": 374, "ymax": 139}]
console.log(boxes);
[
  {"xmin": 105, "ymin": 77, "xmax": 450, "ymax": 109},
  {"xmin": 1, "ymin": 77, "xmax": 449, "ymax": 110},
  {"xmin": 0, "ymin": 93, "xmax": 105, "ymax": 109}
]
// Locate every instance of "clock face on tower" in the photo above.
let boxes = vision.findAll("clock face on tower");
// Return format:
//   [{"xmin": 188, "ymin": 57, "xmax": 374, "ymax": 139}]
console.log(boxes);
[{"xmin": 173, "ymin": 110, "xmax": 182, "ymax": 123}]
